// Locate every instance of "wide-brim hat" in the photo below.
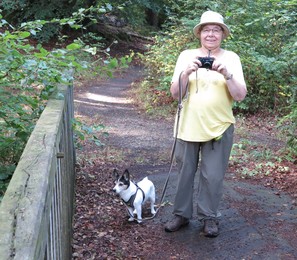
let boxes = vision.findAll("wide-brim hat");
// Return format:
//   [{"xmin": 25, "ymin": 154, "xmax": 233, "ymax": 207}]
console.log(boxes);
[{"xmin": 193, "ymin": 11, "xmax": 230, "ymax": 39}]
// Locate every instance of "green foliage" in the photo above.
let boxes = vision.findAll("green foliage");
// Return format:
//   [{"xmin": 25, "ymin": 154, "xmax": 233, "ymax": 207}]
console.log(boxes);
[
  {"xmin": 0, "ymin": 0, "xmax": 172, "ymax": 43},
  {"xmin": 0, "ymin": 0, "xmax": 77, "ymax": 42},
  {"xmin": 278, "ymin": 88, "xmax": 297, "ymax": 156},
  {"xmin": 0, "ymin": 11, "xmax": 132, "ymax": 199},
  {"xmin": 143, "ymin": 27, "xmax": 194, "ymax": 93},
  {"xmin": 230, "ymin": 137, "xmax": 292, "ymax": 178},
  {"xmin": 225, "ymin": 2, "xmax": 296, "ymax": 113},
  {"xmin": 87, "ymin": 0, "xmax": 172, "ymax": 27},
  {"xmin": 72, "ymin": 119, "xmax": 109, "ymax": 148},
  {"xmin": 0, "ymin": 17, "xmax": 80, "ymax": 190}
]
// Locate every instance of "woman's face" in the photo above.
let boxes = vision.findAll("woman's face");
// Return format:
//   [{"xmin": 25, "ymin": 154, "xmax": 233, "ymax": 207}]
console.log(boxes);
[{"xmin": 200, "ymin": 24, "xmax": 224, "ymax": 50}]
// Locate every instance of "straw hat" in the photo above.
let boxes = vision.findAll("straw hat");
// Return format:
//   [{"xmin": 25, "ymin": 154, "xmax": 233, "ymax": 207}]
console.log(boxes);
[{"xmin": 193, "ymin": 11, "xmax": 230, "ymax": 39}]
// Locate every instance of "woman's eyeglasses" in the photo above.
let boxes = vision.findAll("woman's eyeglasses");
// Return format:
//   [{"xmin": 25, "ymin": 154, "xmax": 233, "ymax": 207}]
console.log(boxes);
[{"xmin": 201, "ymin": 28, "xmax": 222, "ymax": 35}]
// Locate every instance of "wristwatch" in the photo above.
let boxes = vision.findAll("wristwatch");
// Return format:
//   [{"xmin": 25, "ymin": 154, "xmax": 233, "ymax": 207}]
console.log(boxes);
[{"xmin": 225, "ymin": 73, "xmax": 233, "ymax": 80}]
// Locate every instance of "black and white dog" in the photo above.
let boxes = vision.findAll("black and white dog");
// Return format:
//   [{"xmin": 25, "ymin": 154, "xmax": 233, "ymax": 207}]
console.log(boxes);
[{"xmin": 112, "ymin": 169, "xmax": 156, "ymax": 223}]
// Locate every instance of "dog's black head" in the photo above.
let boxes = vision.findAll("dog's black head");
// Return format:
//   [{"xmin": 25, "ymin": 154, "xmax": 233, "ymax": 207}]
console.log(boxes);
[{"xmin": 113, "ymin": 169, "xmax": 130, "ymax": 188}]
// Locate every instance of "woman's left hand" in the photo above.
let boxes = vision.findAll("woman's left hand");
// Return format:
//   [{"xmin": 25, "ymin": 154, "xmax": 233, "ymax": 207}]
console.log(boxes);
[{"xmin": 212, "ymin": 60, "xmax": 229, "ymax": 78}]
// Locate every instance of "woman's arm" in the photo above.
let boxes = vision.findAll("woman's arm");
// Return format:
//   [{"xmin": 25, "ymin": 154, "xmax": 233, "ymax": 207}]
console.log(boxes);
[
  {"xmin": 212, "ymin": 51, "xmax": 247, "ymax": 101},
  {"xmin": 170, "ymin": 51, "xmax": 200, "ymax": 100}
]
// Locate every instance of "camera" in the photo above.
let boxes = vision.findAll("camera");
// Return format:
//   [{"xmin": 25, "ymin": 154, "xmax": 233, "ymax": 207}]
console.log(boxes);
[{"xmin": 198, "ymin": 57, "xmax": 214, "ymax": 69}]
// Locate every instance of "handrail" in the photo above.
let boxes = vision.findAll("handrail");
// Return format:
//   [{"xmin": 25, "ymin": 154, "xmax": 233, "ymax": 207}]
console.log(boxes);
[{"xmin": 0, "ymin": 84, "xmax": 76, "ymax": 260}]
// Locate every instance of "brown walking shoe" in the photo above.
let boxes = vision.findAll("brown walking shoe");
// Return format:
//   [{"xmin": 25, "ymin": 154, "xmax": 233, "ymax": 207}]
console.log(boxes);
[
  {"xmin": 203, "ymin": 219, "xmax": 219, "ymax": 237},
  {"xmin": 165, "ymin": 215, "xmax": 189, "ymax": 232}
]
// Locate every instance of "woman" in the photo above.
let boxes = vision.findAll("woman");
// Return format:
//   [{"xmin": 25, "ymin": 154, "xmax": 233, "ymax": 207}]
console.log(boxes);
[{"xmin": 165, "ymin": 10, "xmax": 247, "ymax": 237}]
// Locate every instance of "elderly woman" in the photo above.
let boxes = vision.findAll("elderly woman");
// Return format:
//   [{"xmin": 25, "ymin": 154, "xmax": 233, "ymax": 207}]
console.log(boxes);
[{"xmin": 165, "ymin": 11, "xmax": 247, "ymax": 237}]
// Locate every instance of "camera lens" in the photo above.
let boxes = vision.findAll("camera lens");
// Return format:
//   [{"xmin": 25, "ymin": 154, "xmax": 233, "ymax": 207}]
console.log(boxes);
[{"xmin": 204, "ymin": 62, "xmax": 211, "ymax": 68}]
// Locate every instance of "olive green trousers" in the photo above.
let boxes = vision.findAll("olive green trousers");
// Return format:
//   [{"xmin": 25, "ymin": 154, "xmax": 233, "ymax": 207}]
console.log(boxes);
[{"xmin": 172, "ymin": 124, "xmax": 234, "ymax": 220}]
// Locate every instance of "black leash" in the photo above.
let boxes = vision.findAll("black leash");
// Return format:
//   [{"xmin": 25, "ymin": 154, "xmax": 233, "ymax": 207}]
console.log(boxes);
[{"xmin": 124, "ymin": 71, "xmax": 186, "ymax": 222}]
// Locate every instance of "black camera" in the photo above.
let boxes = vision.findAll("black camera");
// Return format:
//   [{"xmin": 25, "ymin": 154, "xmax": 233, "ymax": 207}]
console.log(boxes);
[{"xmin": 198, "ymin": 57, "xmax": 214, "ymax": 69}]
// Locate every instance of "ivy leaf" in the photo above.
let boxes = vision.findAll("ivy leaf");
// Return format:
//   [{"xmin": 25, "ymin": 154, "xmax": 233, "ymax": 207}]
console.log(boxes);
[{"xmin": 66, "ymin": 43, "xmax": 82, "ymax": 51}]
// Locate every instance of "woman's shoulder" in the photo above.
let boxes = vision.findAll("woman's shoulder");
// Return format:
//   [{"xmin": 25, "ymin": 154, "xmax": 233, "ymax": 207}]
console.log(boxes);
[
  {"xmin": 177, "ymin": 49, "xmax": 199, "ymax": 62},
  {"xmin": 222, "ymin": 50, "xmax": 242, "ymax": 67},
  {"xmin": 223, "ymin": 49, "xmax": 240, "ymax": 59}
]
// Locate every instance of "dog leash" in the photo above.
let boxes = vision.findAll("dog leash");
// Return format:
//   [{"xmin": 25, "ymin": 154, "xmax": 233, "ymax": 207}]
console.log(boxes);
[
  {"xmin": 124, "ymin": 72, "xmax": 186, "ymax": 222},
  {"xmin": 155, "ymin": 72, "xmax": 188, "ymax": 211}
]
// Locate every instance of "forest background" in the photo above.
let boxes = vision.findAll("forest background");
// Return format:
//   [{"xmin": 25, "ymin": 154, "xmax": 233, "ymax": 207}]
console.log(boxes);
[{"xmin": 0, "ymin": 0, "xmax": 296, "ymax": 200}]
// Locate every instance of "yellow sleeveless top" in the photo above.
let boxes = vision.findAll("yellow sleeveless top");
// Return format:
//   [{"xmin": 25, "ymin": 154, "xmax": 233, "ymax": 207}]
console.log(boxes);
[{"xmin": 174, "ymin": 68, "xmax": 235, "ymax": 142}]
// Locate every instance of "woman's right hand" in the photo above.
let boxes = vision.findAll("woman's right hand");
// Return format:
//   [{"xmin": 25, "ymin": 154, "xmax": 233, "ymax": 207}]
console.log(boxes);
[{"xmin": 184, "ymin": 58, "xmax": 200, "ymax": 75}]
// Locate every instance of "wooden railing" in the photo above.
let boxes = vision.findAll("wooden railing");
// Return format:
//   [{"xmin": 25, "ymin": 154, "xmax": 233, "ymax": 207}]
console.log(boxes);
[{"xmin": 0, "ymin": 84, "xmax": 76, "ymax": 260}]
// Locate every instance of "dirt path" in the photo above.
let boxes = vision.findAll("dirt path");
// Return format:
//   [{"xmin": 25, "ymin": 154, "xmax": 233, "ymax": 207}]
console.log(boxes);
[{"xmin": 72, "ymin": 65, "xmax": 297, "ymax": 259}]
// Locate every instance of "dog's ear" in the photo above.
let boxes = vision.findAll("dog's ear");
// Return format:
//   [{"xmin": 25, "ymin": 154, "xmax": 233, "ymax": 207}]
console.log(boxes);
[
  {"xmin": 113, "ymin": 169, "xmax": 120, "ymax": 179},
  {"xmin": 123, "ymin": 169, "xmax": 130, "ymax": 181}
]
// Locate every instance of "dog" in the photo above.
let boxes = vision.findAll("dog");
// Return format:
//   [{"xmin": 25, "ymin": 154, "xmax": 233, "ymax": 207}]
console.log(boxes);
[{"xmin": 112, "ymin": 169, "xmax": 156, "ymax": 223}]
